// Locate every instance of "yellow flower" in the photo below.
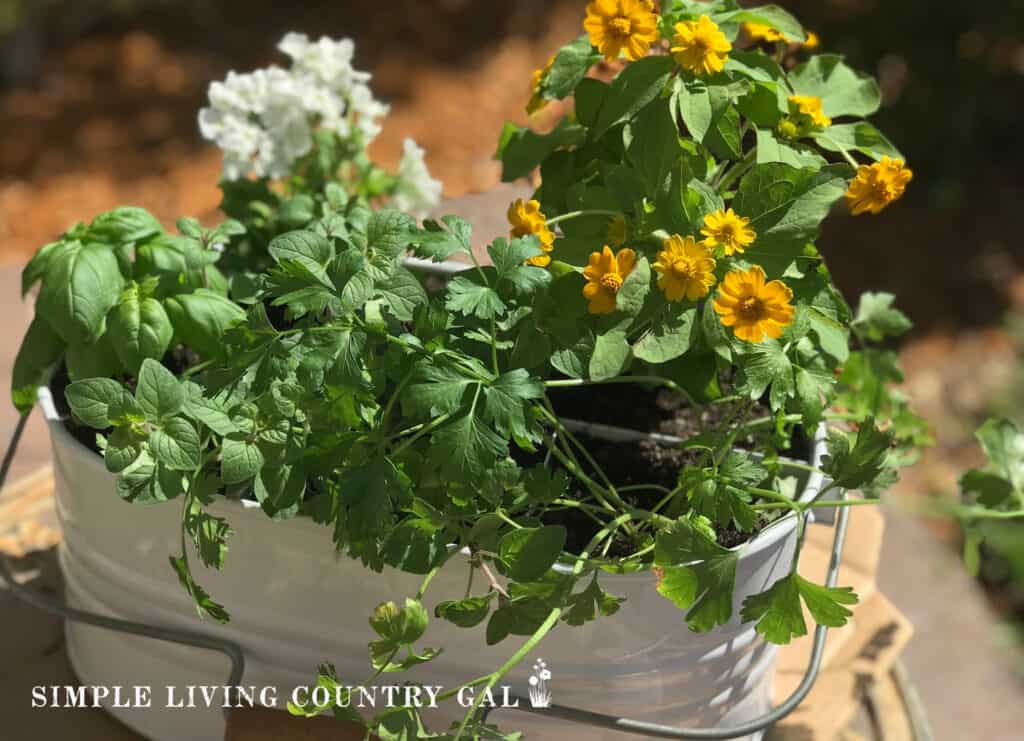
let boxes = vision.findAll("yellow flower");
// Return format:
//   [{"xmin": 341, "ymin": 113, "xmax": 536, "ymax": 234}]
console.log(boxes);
[
  {"xmin": 744, "ymin": 22, "xmax": 787, "ymax": 43},
  {"xmin": 845, "ymin": 157, "xmax": 913, "ymax": 216},
  {"xmin": 700, "ymin": 209, "xmax": 756, "ymax": 256},
  {"xmin": 671, "ymin": 15, "xmax": 731, "ymax": 76},
  {"xmin": 653, "ymin": 235, "xmax": 717, "ymax": 302},
  {"xmin": 508, "ymin": 199, "xmax": 555, "ymax": 266},
  {"xmin": 713, "ymin": 265, "xmax": 795, "ymax": 343},
  {"xmin": 607, "ymin": 214, "xmax": 628, "ymax": 246},
  {"xmin": 803, "ymin": 31, "xmax": 820, "ymax": 50},
  {"xmin": 527, "ymin": 56, "xmax": 556, "ymax": 115},
  {"xmin": 583, "ymin": 246, "xmax": 637, "ymax": 314},
  {"xmin": 788, "ymin": 95, "xmax": 831, "ymax": 129},
  {"xmin": 583, "ymin": 0, "xmax": 661, "ymax": 63}
]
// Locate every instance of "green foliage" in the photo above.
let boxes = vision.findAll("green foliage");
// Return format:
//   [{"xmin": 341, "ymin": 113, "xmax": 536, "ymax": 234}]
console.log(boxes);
[
  {"xmin": 741, "ymin": 573, "xmax": 857, "ymax": 643},
  {"xmin": 13, "ymin": 8, "xmax": 933, "ymax": 738}
]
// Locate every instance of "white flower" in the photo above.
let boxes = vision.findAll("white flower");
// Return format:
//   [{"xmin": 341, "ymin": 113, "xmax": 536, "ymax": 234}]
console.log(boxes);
[
  {"xmin": 540, "ymin": 670, "xmax": 551, "ymax": 681},
  {"xmin": 349, "ymin": 83, "xmax": 390, "ymax": 143},
  {"xmin": 528, "ymin": 676, "xmax": 539, "ymax": 687},
  {"xmin": 199, "ymin": 32, "xmax": 392, "ymax": 181},
  {"xmin": 392, "ymin": 138, "xmax": 443, "ymax": 219},
  {"xmin": 278, "ymin": 32, "xmax": 371, "ymax": 92}
]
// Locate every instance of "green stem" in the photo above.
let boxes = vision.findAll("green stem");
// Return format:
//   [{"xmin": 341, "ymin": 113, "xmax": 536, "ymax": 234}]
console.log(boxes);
[
  {"xmin": 715, "ymin": 148, "xmax": 757, "ymax": 192},
  {"xmin": 389, "ymin": 412, "xmax": 454, "ymax": 457},
  {"xmin": 454, "ymin": 513, "xmax": 634, "ymax": 737},
  {"xmin": 752, "ymin": 498, "xmax": 879, "ymax": 512},
  {"xmin": 545, "ymin": 209, "xmax": 620, "ymax": 227}
]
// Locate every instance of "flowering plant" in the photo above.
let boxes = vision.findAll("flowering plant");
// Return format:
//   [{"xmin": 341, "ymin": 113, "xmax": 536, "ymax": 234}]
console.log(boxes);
[{"xmin": 11, "ymin": 6, "xmax": 929, "ymax": 740}]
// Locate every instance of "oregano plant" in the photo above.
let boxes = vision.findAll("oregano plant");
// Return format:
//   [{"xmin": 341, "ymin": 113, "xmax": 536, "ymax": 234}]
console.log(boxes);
[{"xmin": 13, "ymin": 10, "xmax": 930, "ymax": 740}]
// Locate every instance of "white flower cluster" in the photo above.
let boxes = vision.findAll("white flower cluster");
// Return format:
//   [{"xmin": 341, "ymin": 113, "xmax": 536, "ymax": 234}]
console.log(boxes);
[
  {"xmin": 198, "ymin": 32, "xmax": 390, "ymax": 180},
  {"xmin": 392, "ymin": 139, "xmax": 444, "ymax": 219}
]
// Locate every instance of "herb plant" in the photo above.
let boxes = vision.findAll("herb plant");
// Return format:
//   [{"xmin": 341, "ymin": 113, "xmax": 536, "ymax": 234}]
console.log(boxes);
[{"xmin": 14, "ymin": 7, "xmax": 929, "ymax": 740}]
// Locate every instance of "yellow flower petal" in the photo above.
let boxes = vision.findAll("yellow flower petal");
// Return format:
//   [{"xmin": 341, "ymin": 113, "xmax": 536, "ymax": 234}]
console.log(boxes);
[{"xmin": 712, "ymin": 265, "xmax": 794, "ymax": 343}]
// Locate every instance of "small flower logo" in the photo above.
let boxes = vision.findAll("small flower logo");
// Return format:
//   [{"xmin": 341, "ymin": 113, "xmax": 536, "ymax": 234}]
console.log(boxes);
[{"xmin": 528, "ymin": 659, "xmax": 553, "ymax": 708}]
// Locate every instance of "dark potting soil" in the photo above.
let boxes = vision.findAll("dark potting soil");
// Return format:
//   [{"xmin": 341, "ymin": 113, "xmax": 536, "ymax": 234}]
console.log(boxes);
[{"xmin": 535, "ymin": 383, "xmax": 796, "ymax": 555}]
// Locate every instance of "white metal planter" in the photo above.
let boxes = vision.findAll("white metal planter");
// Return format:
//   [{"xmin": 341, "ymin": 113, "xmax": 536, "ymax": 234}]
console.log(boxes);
[{"xmin": 39, "ymin": 387, "xmax": 829, "ymax": 741}]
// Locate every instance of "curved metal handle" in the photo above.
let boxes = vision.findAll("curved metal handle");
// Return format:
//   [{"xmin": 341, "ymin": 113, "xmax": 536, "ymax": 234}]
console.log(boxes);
[
  {"xmin": 490, "ymin": 501, "xmax": 852, "ymax": 739},
  {"xmin": 0, "ymin": 412, "xmax": 247, "ymax": 717}
]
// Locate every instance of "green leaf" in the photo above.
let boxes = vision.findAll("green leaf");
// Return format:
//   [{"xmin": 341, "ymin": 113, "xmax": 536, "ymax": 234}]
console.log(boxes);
[
  {"xmin": 366, "ymin": 209, "xmax": 416, "ymax": 264},
  {"xmin": 65, "ymin": 378, "xmax": 125, "ymax": 429},
  {"xmin": 755, "ymin": 128, "xmax": 827, "ymax": 168},
  {"xmin": 431, "ymin": 411, "xmax": 508, "ymax": 479},
  {"xmin": 168, "ymin": 554, "xmax": 230, "ymax": 623},
  {"xmin": 574, "ymin": 78, "xmax": 609, "ymax": 128},
  {"xmin": 11, "ymin": 317, "xmax": 64, "ymax": 413},
  {"xmin": 164, "ymin": 290, "xmax": 246, "ymax": 359},
  {"xmin": 150, "ymin": 417, "xmax": 201, "ymax": 471},
  {"xmin": 851, "ymin": 292, "xmax": 912, "ymax": 342},
  {"xmin": 690, "ymin": 479, "xmax": 757, "ymax": 532},
  {"xmin": 89, "ymin": 206, "xmax": 162, "ymax": 244},
  {"xmin": 221, "ymin": 438, "xmax": 264, "ymax": 485},
  {"xmin": 340, "ymin": 457, "xmax": 407, "ymax": 537},
  {"xmin": 104, "ymin": 426, "xmax": 143, "ymax": 473},
  {"xmin": 821, "ymin": 419, "xmax": 894, "ymax": 490},
  {"xmin": 734, "ymin": 163, "xmax": 851, "ymax": 245},
  {"xmin": 741, "ymin": 573, "xmax": 858, "ymax": 644},
  {"xmin": 375, "ymin": 267, "xmax": 427, "ymax": 322},
  {"xmin": 268, "ymin": 230, "xmax": 333, "ymax": 272},
  {"xmin": 37, "ymin": 242, "xmax": 124, "ymax": 344},
  {"xmin": 403, "ymin": 363, "xmax": 480, "ymax": 418},
  {"xmin": 616, "ymin": 256, "xmax": 651, "ymax": 316},
  {"xmin": 716, "ymin": 5, "xmax": 805, "ymax": 42},
  {"xmin": 626, "ymin": 98, "xmax": 680, "ymax": 193},
  {"xmin": 795, "ymin": 366, "xmax": 833, "ymax": 428},
  {"xmin": 486, "ymin": 597, "xmax": 553, "ymax": 645},
  {"xmin": 382, "ymin": 518, "xmax": 446, "ymax": 574},
  {"xmin": 499, "ymin": 118, "xmax": 586, "ymax": 181},
  {"xmin": 676, "ymin": 77, "xmax": 748, "ymax": 144},
  {"xmin": 816, "ymin": 122, "xmax": 902, "ymax": 162},
  {"xmin": 435, "ymin": 595, "xmax": 494, "ymax": 628},
  {"xmin": 445, "ymin": 276, "xmax": 506, "ymax": 319},
  {"xmin": 789, "ymin": 55, "xmax": 881, "ymax": 118},
  {"xmin": 22, "ymin": 239, "xmax": 69, "ymax": 297},
  {"xmin": 183, "ymin": 388, "xmax": 239, "ymax": 437},
  {"xmin": 546, "ymin": 36, "xmax": 599, "ymax": 99},
  {"xmin": 499, "ymin": 525, "xmax": 567, "ymax": 582},
  {"xmin": 413, "ymin": 215, "xmax": 472, "ymax": 262},
  {"xmin": 960, "ymin": 469, "xmax": 1013, "ymax": 509},
  {"xmin": 563, "ymin": 574, "xmax": 625, "ymax": 626},
  {"xmin": 654, "ymin": 517, "xmax": 738, "ymax": 631},
  {"xmin": 592, "ymin": 56, "xmax": 674, "ymax": 140},
  {"xmin": 975, "ymin": 418, "xmax": 1024, "ymax": 493},
  {"xmin": 705, "ymin": 105, "xmax": 743, "ymax": 161},
  {"xmin": 483, "ymin": 369, "xmax": 544, "ymax": 439},
  {"xmin": 634, "ymin": 308, "xmax": 698, "ymax": 364},
  {"xmin": 186, "ymin": 505, "xmax": 233, "ymax": 569},
  {"xmin": 589, "ymin": 328, "xmax": 631, "ymax": 381},
  {"xmin": 106, "ymin": 287, "xmax": 174, "ymax": 374},
  {"xmin": 741, "ymin": 341, "xmax": 795, "ymax": 411},
  {"xmin": 135, "ymin": 358, "xmax": 185, "ymax": 420}
]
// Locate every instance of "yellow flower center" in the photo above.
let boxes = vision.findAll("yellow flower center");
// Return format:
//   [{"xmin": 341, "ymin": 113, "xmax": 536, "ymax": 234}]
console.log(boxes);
[
  {"xmin": 738, "ymin": 296, "xmax": 764, "ymax": 320},
  {"xmin": 600, "ymin": 273, "xmax": 624, "ymax": 293},
  {"xmin": 609, "ymin": 17, "xmax": 633, "ymax": 37},
  {"xmin": 671, "ymin": 259, "xmax": 697, "ymax": 280}
]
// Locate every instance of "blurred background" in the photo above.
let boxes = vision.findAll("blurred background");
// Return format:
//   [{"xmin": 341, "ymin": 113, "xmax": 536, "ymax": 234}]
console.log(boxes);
[{"xmin": 2, "ymin": 0, "xmax": 1024, "ymax": 736}]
